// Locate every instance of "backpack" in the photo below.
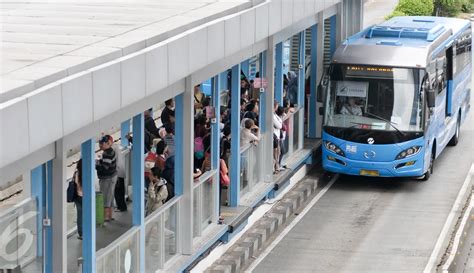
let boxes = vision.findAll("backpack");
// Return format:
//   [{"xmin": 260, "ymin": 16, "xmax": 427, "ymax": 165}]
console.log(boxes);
[{"xmin": 67, "ymin": 171, "xmax": 78, "ymax": 203}]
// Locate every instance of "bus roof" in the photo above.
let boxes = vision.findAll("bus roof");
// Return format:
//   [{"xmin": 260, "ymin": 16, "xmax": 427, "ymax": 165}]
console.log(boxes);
[{"xmin": 333, "ymin": 16, "xmax": 470, "ymax": 68}]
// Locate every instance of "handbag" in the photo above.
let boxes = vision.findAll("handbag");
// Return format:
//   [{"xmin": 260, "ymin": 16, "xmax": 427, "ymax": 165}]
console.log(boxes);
[
  {"xmin": 67, "ymin": 171, "xmax": 78, "ymax": 203},
  {"xmin": 219, "ymin": 159, "xmax": 230, "ymax": 187}
]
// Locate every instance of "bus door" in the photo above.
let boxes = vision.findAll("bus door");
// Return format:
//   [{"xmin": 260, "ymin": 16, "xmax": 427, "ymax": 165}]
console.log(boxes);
[{"xmin": 433, "ymin": 51, "xmax": 449, "ymax": 146}]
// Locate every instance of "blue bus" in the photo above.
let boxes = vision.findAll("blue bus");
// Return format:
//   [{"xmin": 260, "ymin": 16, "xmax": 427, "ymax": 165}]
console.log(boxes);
[{"xmin": 319, "ymin": 16, "xmax": 471, "ymax": 180}]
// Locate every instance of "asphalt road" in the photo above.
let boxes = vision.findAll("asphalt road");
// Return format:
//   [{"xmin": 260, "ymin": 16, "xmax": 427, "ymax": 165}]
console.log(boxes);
[{"xmin": 251, "ymin": 30, "xmax": 474, "ymax": 273}]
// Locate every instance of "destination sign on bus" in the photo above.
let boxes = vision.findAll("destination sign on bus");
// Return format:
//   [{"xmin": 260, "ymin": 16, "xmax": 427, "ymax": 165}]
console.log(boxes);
[{"xmin": 346, "ymin": 66, "xmax": 395, "ymax": 79}]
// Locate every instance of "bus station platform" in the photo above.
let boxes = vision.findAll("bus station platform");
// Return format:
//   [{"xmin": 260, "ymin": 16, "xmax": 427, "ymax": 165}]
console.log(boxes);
[{"xmin": 0, "ymin": 0, "xmax": 363, "ymax": 272}]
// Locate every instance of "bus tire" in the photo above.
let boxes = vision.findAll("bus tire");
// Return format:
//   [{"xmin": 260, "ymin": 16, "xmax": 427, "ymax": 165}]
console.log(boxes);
[
  {"xmin": 422, "ymin": 150, "xmax": 434, "ymax": 181},
  {"xmin": 448, "ymin": 114, "xmax": 460, "ymax": 146}
]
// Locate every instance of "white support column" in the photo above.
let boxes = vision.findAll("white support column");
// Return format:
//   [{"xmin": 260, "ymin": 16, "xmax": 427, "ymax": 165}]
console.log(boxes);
[
  {"xmin": 315, "ymin": 12, "xmax": 325, "ymax": 138},
  {"xmin": 51, "ymin": 139, "xmax": 67, "ymax": 272},
  {"xmin": 180, "ymin": 76, "xmax": 194, "ymax": 255},
  {"xmin": 264, "ymin": 36, "xmax": 276, "ymax": 179}
]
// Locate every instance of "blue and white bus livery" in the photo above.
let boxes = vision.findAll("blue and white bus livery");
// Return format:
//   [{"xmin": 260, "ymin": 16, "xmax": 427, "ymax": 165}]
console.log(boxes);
[{"xmin": 318, "ymin": 16, "xmax": 471, "ymax": 180}]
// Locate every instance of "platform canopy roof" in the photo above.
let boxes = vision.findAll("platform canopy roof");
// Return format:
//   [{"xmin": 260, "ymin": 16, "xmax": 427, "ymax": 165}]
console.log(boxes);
[{"xmin": 1, "ymin": 0, "xmax": 253, "ymax": 103}]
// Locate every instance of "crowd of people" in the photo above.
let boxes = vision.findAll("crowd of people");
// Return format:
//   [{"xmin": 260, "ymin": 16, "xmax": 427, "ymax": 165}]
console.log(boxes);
[{"xmin": 71, "ymin": 67, "xmax": 300, "ymax": 238}]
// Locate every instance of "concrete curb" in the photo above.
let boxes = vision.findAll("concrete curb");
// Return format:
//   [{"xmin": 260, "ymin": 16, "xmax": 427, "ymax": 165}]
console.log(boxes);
[
  {"xmin": 437, "ymin": 165, "xmax": 474, "ymax": 272},
  {"xmin": 204, "ymin": 177, "xmax": 319, "ymax": 273},
  {"xmin": 424, "ymin": 164, "xmax": 474, "ymax": 273}
]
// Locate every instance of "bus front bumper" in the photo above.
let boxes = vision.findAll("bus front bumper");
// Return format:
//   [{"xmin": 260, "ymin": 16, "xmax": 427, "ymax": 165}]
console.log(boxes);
[{"xmin": 322, "ymin": 152, "xmax": 425, "ymax": 178}]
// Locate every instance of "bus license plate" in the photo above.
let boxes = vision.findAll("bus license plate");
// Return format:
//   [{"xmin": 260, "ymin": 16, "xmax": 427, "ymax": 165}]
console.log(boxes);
[{"xmin": 360, "ymin": 170, "xmax": 379, "ymax": 176}]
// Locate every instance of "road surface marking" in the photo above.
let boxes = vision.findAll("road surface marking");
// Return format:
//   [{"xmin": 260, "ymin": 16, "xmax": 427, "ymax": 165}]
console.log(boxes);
[
  {"xmin": 424, "ymin": 164, "xmax": 474, "ymax": 273},
  {"xmin": 244, "ymin": 174, "xmax": 338, "ymax": 272}
]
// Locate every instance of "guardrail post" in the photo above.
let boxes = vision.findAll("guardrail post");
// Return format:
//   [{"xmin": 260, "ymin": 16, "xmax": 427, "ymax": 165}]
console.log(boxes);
[
  {"xmin": 81, "ymin": 138, "xmax": 96, "ymax": 273},
  {"xmin": 132, "ymin": 113, "xmax": 145, "ymax": 271},
  {"xmin": 230, "ymin": 64, "xmax": 241, "ymax": 207}
]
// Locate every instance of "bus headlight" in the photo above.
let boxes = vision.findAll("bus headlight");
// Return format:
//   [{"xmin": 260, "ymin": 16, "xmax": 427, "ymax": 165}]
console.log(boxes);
[
  {"xmin": 324, "ymin": 141, "xmax": 345, "ymax": 157},
  {"xmin": 396, "ymin": 146, "xmax": 421, "ymax": 160}
]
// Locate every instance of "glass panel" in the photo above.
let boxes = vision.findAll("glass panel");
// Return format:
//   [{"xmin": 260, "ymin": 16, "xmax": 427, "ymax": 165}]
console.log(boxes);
[
  {"xmin": 193, "ymin": 186, "xmax": 200, "ymax": 238},
  {"xmin": 145, "ymin": 217, "xmax": 161, "ymax": 272},
  {"xmin": 0, "ymin": 199, "xmax": 38, "ymax": 270},
  {"xmin": 164, "ymin": 203, "xmax": 178, "ymax": 263},
  {"xmin": 102, "ymin": 249, "xmax": 118, "ymax": 273},
  {"xmin": 118, "ymin": 230, "xmax": 140, "ymax": 273},
  {"xmin": 240, "ymin": 148, "xmax": 249, "ymax": 195},
  {"xmin": 293, "ymin": 110, "xmax": 300, "ymax": 152},
  {"xmin": 201, "ymin": 177, "xmax": 214, "ymax": 231}
]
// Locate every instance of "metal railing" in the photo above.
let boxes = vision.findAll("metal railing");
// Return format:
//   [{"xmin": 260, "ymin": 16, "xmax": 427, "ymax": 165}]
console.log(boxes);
[
  {"xmin": 193, "ymin": 170, "xmax": 217, "ymax": 239},
  {"xmin": 0, "ymin": 198, "xmax": 38, "ymax": 270}
]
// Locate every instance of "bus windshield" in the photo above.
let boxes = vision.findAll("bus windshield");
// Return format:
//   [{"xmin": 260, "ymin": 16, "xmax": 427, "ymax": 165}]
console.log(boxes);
[{"xmin": 324, "ymin": 64, "xmax": 424, "ymax": 133}]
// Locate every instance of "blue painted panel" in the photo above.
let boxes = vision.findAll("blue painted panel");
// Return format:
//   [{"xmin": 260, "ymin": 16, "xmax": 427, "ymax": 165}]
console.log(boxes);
[
  {"xmin": 174, "ymin": 93, "xmax": 184, "ymax": 196},
  {"xmin": 132, "ymin": 113, "xmax": 145, "ymax": 226},
  {"xmin": 275, "ymin": 42, "xmax": 284, "ymax": 105},
  {"xmin": 45, "ymin": 160, "xmax": 53, "ymax": 273},
  {"xmin": 131, "ymin": 113, "xmax": 145, "ymax": 271},
  {"xmin": 81, "ymin": 139, "xmax": 96, "ymax": 273},
  {"xmin": 241, "ymin": 59, "xmax": 250, "ymax": 79},
  {"xmin": 230, "ymin": 64, "xmax": 241, "ymax": 207},
  {"xmin": 31, "ymin": 165, "xmax": 44, "ymax": 257},
  {"xmin": 121, "ymin": 120, "xmax": 130, "ymax": 147},
  {"xmin": 309, "ymin": 24, "xmax": 318, "ymax": 138},
  {"xmin": 220, "ymin": 71, "xmax": 228, "ymax": 91},
  {"xmin": 202, "ymin": 79, "xmax": 212, "ymax": 96}
]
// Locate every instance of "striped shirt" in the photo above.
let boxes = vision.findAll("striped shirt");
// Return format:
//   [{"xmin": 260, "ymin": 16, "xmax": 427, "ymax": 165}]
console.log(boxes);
[{"xmin": 96, "ymin": 148, "xmax": 117, "ymax": 179}]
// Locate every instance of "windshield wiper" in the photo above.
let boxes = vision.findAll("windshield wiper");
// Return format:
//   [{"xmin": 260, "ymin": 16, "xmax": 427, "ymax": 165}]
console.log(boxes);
[
  {"xmin": 365, "ymin": 112, "xmax": 406, "ymax": 136},
  {"xmin": 349, "ymin": 122, "xmax": 374, "ymax": 128}
]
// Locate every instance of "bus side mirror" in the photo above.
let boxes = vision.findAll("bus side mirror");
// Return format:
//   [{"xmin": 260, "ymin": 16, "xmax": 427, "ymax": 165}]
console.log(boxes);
[
  {"xmin": 317, "ymin": 84, "xmax": 325, "ymax": 103},
  {"xmin": 426, "ymin": 90, "xmax": 436, "ymax": 108},
  {"xmin": 319, "ymin": 106, "xmax": 325, "ymax": 115}
]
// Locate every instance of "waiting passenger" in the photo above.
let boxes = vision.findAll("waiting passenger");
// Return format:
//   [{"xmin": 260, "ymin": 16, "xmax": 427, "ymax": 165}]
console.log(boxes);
[
  {"xmin": 154, "ymin": 140, "xmax": 168, "ymax": 171},
  {"xmin": 96, "ymin": 135, "xmax": 118, "ymax": 222},
  {"xmin": 161, "ymin": 99, "xmax": 175, "ymax": 127},
  {"xmin": 163, "ymin": 123, "xmax": 175, "ymax": 156},
  {"xmin": 74, "ymin": 159, "xmax": 83, "ymax": 240},
  {"xmin": 240, "ymin": 119, "xmax": 260, "ymax": 146},
  {"xmin": 145, "ymin": 167, "xmax": 168, "ymax": 216},
  {"xmin": 194, "ymin": 84, "xmax": 206, "ymax": 114},
  {"xmin": 340, "ymin": 97, "xmax": 363, "ymax": 116}
]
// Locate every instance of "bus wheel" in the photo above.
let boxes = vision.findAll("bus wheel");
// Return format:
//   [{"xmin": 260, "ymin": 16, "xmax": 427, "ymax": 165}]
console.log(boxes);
[
  {"xmin": 448, "ymin": 115, "xmax": 460, "ymax": 146},
  {"xmin": 422, "ymin": 152, "xmax": 434, "ymax": 181}
]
